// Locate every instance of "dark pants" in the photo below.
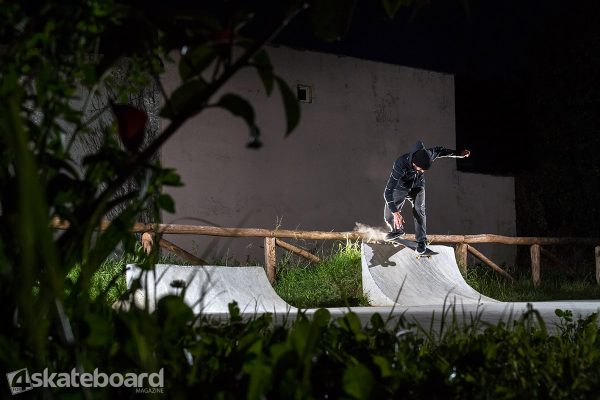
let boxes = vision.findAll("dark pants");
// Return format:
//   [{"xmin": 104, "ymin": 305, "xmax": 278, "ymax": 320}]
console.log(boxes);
[{"xmin": 384, "ymin": 186, "xmax": 427, "ymax": 244}]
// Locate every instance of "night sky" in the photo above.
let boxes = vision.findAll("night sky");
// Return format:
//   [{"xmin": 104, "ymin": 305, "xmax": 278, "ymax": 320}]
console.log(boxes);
[{"xmin": 274, "ymin": 0, "xmax": 600, "ymax": 177}]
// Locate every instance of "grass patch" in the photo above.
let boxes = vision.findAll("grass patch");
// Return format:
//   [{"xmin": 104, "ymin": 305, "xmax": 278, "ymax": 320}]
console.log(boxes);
[
  {"xmin": 66, "ymin": 258, "xmax": 128, "ymax": 305},
  {"xmin": 466, "ymin": 264, "xmax": 600, "ymax": 302},
  {"xmin": 66, "ymin": 250, "xmax": 190, "ymax": 306},
  {"xmin": 273, "ymin": 241, "xmax": 369, "ymax": 308}
]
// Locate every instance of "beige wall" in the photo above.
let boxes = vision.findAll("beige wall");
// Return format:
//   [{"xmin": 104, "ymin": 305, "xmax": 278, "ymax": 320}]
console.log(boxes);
[
  {"xmin": 456, "ymin": 172, "xmax": 516, "ymax": 265},
  {"xmin": 160, "ymin": 46, "xmax": 516, "ymax": 265}
]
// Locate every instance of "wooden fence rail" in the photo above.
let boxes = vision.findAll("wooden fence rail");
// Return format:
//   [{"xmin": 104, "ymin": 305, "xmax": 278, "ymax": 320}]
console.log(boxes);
[{"xmin": 51, "ymin": 219, "xmax": 600, "ymax": 286}]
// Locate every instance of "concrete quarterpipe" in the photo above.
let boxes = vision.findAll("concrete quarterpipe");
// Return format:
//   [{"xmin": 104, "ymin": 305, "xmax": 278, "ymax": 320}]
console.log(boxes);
[
  {"xmin": 361, "ymin": 242, "xmax": 498, "ymax": 306},
  {"xmin": 123, "ymin": 245, "xmax": 599, "ymax": 333},
  {"xmin": 357, "ymin": 242, "xmax": 600, "ymax": 332},
  {"xmin": 126, "ymin": 264, "xmax": 294, "ymax": 314}
]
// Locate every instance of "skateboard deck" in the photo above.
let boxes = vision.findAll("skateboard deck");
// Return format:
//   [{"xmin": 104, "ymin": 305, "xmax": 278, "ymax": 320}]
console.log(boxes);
[{"xmin": 386, "ymin": 238, "xmax": 438, "ymax": 258}]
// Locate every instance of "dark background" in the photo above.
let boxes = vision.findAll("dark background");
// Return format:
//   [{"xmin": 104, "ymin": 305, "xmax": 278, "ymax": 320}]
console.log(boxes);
[{"xmin": 274, "ymin": 0, "xmax": 600, "ymax": 245}]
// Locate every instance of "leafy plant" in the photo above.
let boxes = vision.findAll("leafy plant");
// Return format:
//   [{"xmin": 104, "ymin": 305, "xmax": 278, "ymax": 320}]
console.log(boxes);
[
  {"xmin": 0, "ymin": 0, "xmax": 345, "ymax": 363},
  {"xmin": 1, "ymin": 0, "xmax": 483, "ymax": 397}
]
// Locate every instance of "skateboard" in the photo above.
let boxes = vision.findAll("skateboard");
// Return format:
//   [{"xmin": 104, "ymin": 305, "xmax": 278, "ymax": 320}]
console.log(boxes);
[{"xmin": 385, "ymin": 237, "xmax": 438, "ymax": 259}]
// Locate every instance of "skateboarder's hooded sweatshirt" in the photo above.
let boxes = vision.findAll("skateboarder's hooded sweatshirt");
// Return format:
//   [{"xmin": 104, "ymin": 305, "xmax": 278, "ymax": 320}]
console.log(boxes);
[{"xmin": 383, "ymin": 141, "xmax": 463, "ymax": 213}]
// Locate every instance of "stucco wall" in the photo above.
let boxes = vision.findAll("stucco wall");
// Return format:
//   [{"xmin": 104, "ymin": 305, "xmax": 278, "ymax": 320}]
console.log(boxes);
[
  {"xmin": 457, "ymin": 172, "xmax": 516, "ymax": 265},
  {"xmin": 160, "ymin": 46, "xmax": 515, "ymax": 265}
]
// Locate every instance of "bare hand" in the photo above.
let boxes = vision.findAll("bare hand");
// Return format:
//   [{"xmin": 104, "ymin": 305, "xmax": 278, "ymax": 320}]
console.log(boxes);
[
  {"xmin": 393, "ymin": 212, "xmax": 404, "ymax": 230},
  {"xmin": 460, "ymin": 149, "xmax": 471, "ymax": 158}
]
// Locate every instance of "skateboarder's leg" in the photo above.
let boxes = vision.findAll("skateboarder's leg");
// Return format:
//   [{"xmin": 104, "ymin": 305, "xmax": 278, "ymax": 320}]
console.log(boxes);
[{"xmin": 410, "ymin": 187, "xmax": 427, "ymax": 245}]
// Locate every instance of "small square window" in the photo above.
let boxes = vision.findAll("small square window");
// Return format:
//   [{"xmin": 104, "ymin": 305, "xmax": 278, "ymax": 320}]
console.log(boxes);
[{"xmin": 297, "ymin": 84, "xmax": 312, "ymax": 103}]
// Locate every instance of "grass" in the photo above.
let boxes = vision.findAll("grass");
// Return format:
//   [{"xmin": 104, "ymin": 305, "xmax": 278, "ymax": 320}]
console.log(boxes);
[
  {"xmin": 273, "ymin": 240, "xmax": 370, "ymax": 308},
  {"xmin": 466, "ymin": 263, "xmax": 600, "ymax": 302},
  {"xmin": 66, "ymin": 255, "xmax": 132, "ymax": 305}
]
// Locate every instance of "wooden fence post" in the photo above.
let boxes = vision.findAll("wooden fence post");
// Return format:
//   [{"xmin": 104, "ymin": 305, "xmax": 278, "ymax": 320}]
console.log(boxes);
[
  {"xmin": 596, "ymin": 246, "xmax": 600, "ymax": 285},
  {"xmin": 530, "ymin": 244, "xmax": 541, "ymax": 287},
  {"xmin": 467, "ymin": 245, "xmax": 514, "ymax": 282},
  {"xmin": 159, "ymin": 238, "xmax": 208, "ymax": 265},
  {"xmin": 264, "ymin": 237, "xmax": 276, "ymax": 283},
  {"xmin": 276, "ymin": 239, "xmax": 321, "ymax": 263},
  {"xmin": 455, "ymin": 243, "xmax": 468, "ymax": 274}
]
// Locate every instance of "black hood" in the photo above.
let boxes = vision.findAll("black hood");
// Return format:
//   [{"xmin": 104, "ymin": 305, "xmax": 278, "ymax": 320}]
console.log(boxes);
[{"xmin": 408, "ymin": 140, "xmax": 427, "ymax": 166}]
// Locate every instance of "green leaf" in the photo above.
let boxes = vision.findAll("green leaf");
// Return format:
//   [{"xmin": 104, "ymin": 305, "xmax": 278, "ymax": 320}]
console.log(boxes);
[
  {"xmin": 343, "ymin": 364, "xmax": 374, "ymax": 398},
  {"xmin": 217, "ymin": 93, "xmax": 263, "ymax": 146},
  {"xmin": 372, "ymin": 355, "xmax": 392, "ymax": 378},
  {"xmin": 228, "ymin": 301, "xmax": 242, "ymax": 322},
  {"xmin": 290, "ymin": 318, "xmax": 311, "ymax": 355},
  {"xmin": 239, "ymin": 334, "xmax": 262, "ymax": 354},
  {"xmin": 275, "ymin": 77, "xmax": 300, "ymax": 136},
  {"xmin": 269, "ymin": 342, "xmax": 292, "ymax": 364},
  {"xmin": 217, "ymin": 93, "xmax": 256, "ymax": 128},
  {"xmin": 0, "ymin": 239, "xmax": 8, "ymax": 274},
  {"xmin": 179, "ymin": 45, "xmax": 216, "ymax": 81},
  {"xmin": 370, "ymin": 313, "xmax": 385, "ymax": 329},
  {"xmin": 156, "ymin": 295, "xmax": 194, "ymax": 327},
  {"xmin": 341, "ymin": 312, "xmax": 362, "ymax": 333},
  {"xmin": 310, "ymin": 0, "xmax": 357, "ymax": 42},
  {"xmin": 84, "ymin": 313, "xmax": 114, "ymax": 347},
  {"xmin": 382, "ymin": 0, "xmax": 411, "ymax": 19},
  {"xmin": 158, "ymin": 168, "xmax": 183, "ymax": 187},
  {"xmin": 253, "ymin": 50, "xmax": 274, "ymax": 96},
  {"xmin": 2, "ymin": 100, "xmax": 61, "ymax": 361},
  {"xmin": 313, "ymin": 308, "xmax": 331, "ymax": 327},
  {"xmin": 87, "ymin": 206, "xmax": 138, "ymax": 269},
  {"xmin": 243, "ymin": 359, "xmax": 271, "ymax": 400},
  {"xmin": 158, "ymin": 193, "xmax": 175, "ymax": 213},
  {"xmin": 160, "ymin": 79, "xmax": 208, "ymax": 120}
]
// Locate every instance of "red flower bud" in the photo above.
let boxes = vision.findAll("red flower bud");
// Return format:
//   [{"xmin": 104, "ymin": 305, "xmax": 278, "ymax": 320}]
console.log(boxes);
[{"xmin": 111, "ymin": 103, "xmax": 147, "ymax": 152}]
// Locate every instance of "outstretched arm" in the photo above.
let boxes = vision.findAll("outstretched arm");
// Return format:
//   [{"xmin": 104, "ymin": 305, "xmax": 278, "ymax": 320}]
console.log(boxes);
[{"xmin": 429, "ymin": 147, "xmax": 470, "ymax": 160}]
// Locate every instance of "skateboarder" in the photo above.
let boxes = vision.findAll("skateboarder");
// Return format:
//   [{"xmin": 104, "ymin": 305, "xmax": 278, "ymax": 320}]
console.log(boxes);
[{"xmin": 383, "ymin": 141, "xmax": 470, "ymax": 254}]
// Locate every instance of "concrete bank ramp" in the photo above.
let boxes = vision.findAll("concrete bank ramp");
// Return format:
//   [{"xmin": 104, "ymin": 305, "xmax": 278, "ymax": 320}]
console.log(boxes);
[
  {"xmin": 126, "ymin": 264, "xmax": 295, "ymax": 314},
  {"xmin": 362, "ymin": 242, "xmax": 498, "ymax": 306}
]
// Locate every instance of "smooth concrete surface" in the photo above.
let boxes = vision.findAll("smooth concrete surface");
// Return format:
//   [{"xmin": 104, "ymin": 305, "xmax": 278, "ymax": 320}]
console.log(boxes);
[
  {"xmin": 126, "ymin": 264, "xmax": 295, "ymax": 314},
  {"xmin": 160, "ymin": 45, "xmax": 516, "ymax": 265},
  {"xmin": 361, "ymin": 242, "xmax": 497, "ymax": 306}
]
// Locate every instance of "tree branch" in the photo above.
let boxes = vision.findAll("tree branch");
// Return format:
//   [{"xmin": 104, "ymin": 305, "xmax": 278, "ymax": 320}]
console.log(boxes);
[{"xmin": 58, "ymin": 4, "xmax": 307, "ymax": 250}]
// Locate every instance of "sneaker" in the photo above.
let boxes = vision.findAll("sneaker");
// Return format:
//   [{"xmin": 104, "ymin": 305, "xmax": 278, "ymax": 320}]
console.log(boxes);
[
  {"xmin": 416, "ymin": 241, "xmax": 427, "ymax": 254},
  {"xmin": 385, "ymin": 227, "xmax": 405, "ymax": 241}
]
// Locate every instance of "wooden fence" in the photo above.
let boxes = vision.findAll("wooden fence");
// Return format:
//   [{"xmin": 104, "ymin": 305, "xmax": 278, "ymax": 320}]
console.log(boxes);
[{"xmin": 52, "ymin": 219, "xmax": 600, "ymax": 286}]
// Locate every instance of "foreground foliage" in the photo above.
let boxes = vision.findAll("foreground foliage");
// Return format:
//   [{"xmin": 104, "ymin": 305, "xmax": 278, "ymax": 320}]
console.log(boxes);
[{"xmin": 6, "ymin": 299, "xmax": 600, "ymax": 398}]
